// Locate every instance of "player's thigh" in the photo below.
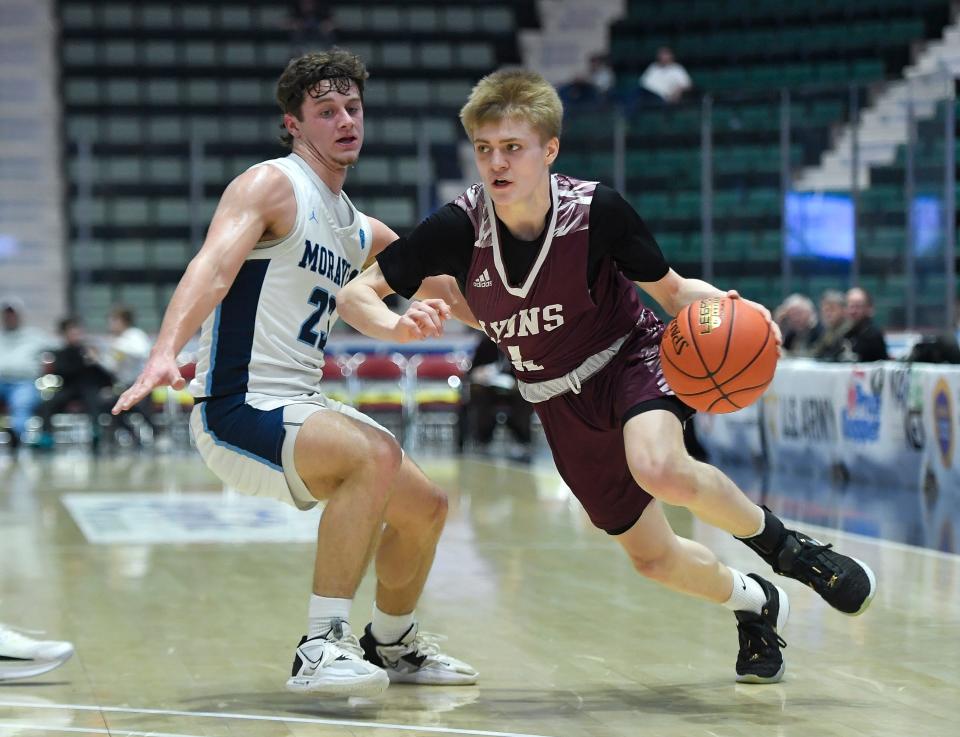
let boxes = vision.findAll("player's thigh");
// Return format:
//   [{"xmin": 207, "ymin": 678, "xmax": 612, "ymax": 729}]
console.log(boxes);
[
  {"xmin": 622, "ymin": 408, "xmax": 690, "ymax": 481},
  {"xmin": 293, "ymin": 407, "xmax": 402, "ymax": 500},
  {"xmin": 382, "ymin": 454, "xmax": 447, "ymax": 532}
]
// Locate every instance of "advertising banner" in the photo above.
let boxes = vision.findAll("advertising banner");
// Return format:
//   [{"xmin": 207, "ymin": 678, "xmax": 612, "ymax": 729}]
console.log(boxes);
[{"xmin": 696, "ymin": 360, "xmax": 954, "ymax": 490}]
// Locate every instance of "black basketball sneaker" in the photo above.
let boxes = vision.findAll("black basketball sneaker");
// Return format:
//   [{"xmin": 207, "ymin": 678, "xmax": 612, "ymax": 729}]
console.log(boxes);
[
  {"xmin": 735, "ymin": 573, "xmax": 789, "ymax": 684},
  {"xmin": 740, "ymin": 506, "xmax": 877, "ymax": 615}
]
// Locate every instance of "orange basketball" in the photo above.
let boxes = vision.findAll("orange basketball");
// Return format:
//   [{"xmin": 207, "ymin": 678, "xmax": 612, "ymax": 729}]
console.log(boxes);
[{"xmin": 659, "ymin": 296, "xmax": 778, "ymax": 414}]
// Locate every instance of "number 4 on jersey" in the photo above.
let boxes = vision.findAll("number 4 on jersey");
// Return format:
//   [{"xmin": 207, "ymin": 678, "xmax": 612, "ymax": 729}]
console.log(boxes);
[
  {"xmin": 297, "ymin": 286, "xmax": 336, "ymax": 351},
  {"xmin": 507, "ymin": 345, "xmax": 544, "ymax": 372}
]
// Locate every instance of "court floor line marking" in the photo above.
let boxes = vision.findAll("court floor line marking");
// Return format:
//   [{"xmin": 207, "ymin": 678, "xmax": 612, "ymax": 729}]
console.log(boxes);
[
  {"xmin": 785, "ymin": 517, "xmax": 960, "ymax": 561},
  {"xmin": 0, "ymin": 723, "xmax": 207, "ymax": 737},
  {"xmin": 0, "ymin": 701, "xmax": 558, "ymax": 737}
]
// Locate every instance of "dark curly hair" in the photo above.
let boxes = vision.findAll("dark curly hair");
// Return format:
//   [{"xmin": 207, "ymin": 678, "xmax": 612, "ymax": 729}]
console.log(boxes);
[{"xmin": 276, "ymin": 48, "xmax": 369, "ymax": 148}]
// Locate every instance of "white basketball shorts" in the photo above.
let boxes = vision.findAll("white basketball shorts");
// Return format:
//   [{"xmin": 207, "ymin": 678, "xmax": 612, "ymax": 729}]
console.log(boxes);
[{"xmin": 189, "ymin": 392, "xmax": 394, "ymax": 510}]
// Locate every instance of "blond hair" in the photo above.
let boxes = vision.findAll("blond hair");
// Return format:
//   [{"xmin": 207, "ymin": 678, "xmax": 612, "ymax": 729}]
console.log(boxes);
[{"xmin": 459, "ymin": 69, "xmax": 563, "ymax": 142}]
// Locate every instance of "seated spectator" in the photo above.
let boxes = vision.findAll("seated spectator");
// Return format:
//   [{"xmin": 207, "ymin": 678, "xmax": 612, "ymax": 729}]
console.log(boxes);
[
  {"xmin": 36, "ymin": 318, "xmax": 114, "ymax": 451},
  {"xmin": 558, "ymin": 54, "xmax": 613, "ymax": 109},
  {"xmin": 0, "ymin": 298, "xmax": 51, "ymax": 449},
  {"xmin": 588, "ymin": 52, "xmax": 614, "ymax": 99},
  {"xmin": 841, "ymin": 287, "xmax": 888, "ymax": 362},
  {"xmin": 102, "ymin": 306, "xmax": 158, "ymax": 441},
  {"xmin": 558, "ymin": 75, "xmax": 601, "ymax": 108},
  {"xmin": 103, "ymin": 306, "xmax": 152, "ymax": 389},
  {"xmin": 812, "ymin": 289, "xmax": 852, "ymax": 361},
  {"xmin": 639, "ymin": 46, "xmax": 692, "ymax": 105},
  {"xmin": 777, "ymin": 293, "xmax": 824, "ymax": 357},
  {"xmin": 464, "ymin": 335, "xmax": 533, "ymax": 461}
]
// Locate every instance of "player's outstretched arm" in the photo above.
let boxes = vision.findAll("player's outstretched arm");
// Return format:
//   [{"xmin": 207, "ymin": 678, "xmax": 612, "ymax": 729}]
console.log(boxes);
[
  {"xmin": 112, "ymin": 166, "xmax": 292, "ymax": 413},
  {"xmin": 637, "ymin": 269, "xmax": 781, "ymax": 346},
  {"xmin": 347, "ymin": 216, "xmax": 462, "ymax": 339},
  {"xmin": 339, "ymin": 264, "xmax": 450, "ymax": 343},
  {"xmin": 637, "ymin": 268, "xmax": 724, "ymax": 316},
  {"xmin": 362, "ymin": 217, "xmax": 476, "ymax": 328},
  {"xmin": 416, "ymin": 276, "xmax": 480, "ymax": 329}
]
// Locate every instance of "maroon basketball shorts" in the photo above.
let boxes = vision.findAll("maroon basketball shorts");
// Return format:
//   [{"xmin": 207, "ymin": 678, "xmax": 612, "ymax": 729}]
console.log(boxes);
[{"xmin": 534, "ymin": 325, "xmax": 694, "ymax": 535}]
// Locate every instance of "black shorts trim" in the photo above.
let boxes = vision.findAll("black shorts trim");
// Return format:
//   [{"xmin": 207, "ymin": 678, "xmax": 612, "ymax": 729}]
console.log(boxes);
[
  {"xmin": 605, "ymin": 513, "xmax": 644, "ymax": 536},
  {"xmin": 621, "ymin": 395, "xmax": 695, "ymax": 427}
]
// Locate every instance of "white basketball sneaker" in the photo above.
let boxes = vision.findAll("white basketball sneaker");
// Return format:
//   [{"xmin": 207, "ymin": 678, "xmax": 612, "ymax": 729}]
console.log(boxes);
[
  {"xmin": 286, "ymin": 619, "xmax": 389, "ymax": 697},
  {"xmin": 359, "ymin": 622, "xmax": 478, "ymax": 685},
  {"xmin": 0, "ymin": 624, "xmax": 74, "ymax": 681}
]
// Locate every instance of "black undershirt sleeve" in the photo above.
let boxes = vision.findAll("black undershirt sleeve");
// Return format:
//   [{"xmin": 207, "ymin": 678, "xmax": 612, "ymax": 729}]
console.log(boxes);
[
  {"xmin": 377, "ymin": 184, "xmax": 669, "ymax": 298},
  {"xmin": 588, "ymin": 184, "xmax": 670, "ymax": 284},
  {"xmin": 376, "ymin": 203, "xmax": 475, "ymax": 299}
]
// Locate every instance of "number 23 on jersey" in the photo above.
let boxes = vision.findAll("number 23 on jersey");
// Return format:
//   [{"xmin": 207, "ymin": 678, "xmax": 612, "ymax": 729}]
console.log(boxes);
[{"xmin": 297, "ymin": 286, "xmax": 336, "ymax": 352}]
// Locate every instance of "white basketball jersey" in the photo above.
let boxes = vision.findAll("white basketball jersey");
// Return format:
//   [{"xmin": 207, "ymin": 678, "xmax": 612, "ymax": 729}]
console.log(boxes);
[{"xmin": 190, "ymin": 154, "xmax": 371, "ymax": 400}]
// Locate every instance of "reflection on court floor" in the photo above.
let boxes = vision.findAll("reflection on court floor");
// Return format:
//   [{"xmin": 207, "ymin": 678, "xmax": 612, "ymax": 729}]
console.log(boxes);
[{"xmin": 0, "ymin": 452, "xmax": 957, "ymax": 737}]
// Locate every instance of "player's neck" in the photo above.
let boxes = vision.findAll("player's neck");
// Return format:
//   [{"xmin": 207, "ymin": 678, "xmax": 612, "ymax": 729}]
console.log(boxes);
[
  {"xmin": 292, "ymin": 143, "xmax": 349, "ymax": 195},
  {"xmin": 493, "ymin": 178, "xmax": 552, "ymax": 241}
]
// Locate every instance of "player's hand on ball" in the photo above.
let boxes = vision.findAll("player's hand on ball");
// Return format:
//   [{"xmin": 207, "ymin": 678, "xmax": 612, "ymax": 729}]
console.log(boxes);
[
  {"xmin": 395, "ymin": 299, "xmax": 450, "ymax": 341},
  {"xmin": 727, "ymin": 290, "xmax": 782, "ymax": 353},
  {"xmin": 112, "ymin": 352, "xmax": 186, "ymax": 414}
]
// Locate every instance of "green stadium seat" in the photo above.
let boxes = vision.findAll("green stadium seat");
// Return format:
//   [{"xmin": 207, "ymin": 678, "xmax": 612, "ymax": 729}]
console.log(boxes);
[
  {"xmin": 459, "ymin": 43, "xmax": 496, "ymax": 68},
  {"xmin": 180, "ymin": 6, "xmax": 213, "ymax": 29},
  {"xmin": 64, "ymin": 41, "xmax": 97, "ymax": 65},
  {"xmin": 108, "ymin": 79, "xmax": 143, "ymax": 104},
  {"xmin": 480, "ymin": 7, "xmax": 514, "ymax": 31},
  {"xmin": 219, "ymin": 6, "xmax": 253, "ymax": 29},
  {"xmin": 442, "ymin": 7, "xmax": 476, "ymax": 32},
  {"xmin": 370, "ymin": 6, "xmax": 404, "ymax": 32},
  {"xmin": 106, "ymin": 157, "xmax": 144, "ymax": 183},
  {"xmin": 673, "ymin": 191, "xmax": 701, "ymax": 218},
  {"xmin": 223, "ymin": 42, "xmax": 258, "ymax": 67},
  {"xmin": 420, "ymin": 43, "xmax": 454, "ymax": 69},
  {"xmin": 408, "ymin": 7, "xmax": 439, "ymax": 31}
]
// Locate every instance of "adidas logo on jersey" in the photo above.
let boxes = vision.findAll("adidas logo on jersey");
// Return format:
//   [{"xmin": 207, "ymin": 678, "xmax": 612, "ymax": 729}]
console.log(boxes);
[{"xmin": 473, "ymin": 269, "xmax": 492, "ymax": 288}]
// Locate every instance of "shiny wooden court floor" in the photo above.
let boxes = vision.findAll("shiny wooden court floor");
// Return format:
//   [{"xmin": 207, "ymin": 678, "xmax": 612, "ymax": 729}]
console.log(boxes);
[{"xmin": 1, "ymin": 450, "xmax": 958, "ymax": 737}]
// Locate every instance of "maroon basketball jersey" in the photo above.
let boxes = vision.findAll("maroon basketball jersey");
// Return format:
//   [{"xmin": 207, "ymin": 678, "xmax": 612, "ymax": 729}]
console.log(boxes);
[{"xmin": 456, "ymin": 174, "xmax": 657, "ymax": 381}]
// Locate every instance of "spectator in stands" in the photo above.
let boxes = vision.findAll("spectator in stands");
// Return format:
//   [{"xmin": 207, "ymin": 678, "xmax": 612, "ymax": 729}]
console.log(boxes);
[
  {"xmin": 589, "ymin": 53, "xmax": 615, "ymax": 99},
  {"xmin": 777, "ymin": 293, "xmax": 823, "ymax": 357},
  {"xmin": 842, "ymin": 287, "xmax": 888, "ymax": 362},
  {"xmin": 102, "ymin": 306, "xmax": 157, "ymax": 442},
  {"xmin": 0, "ymin": 298, "xmax": 50, "ymax": 449},
  {"xmin": 464, "ymin": 334, "xmax": 533, "ymax": 462},
  {"xmin": 558, "ymin": 54, "xmax": 614, "ymax": 109},
  {"xmin": 638, "ymin": 46, "xmax": 692, "ymax": 106},
  {"xmin": 104, "ymin": 306, "xmax": 152, "ymax": 389},
  {"xmin": 811, "ymin": 289, "xmax": 852, "ymax": 361},
  {"xmin": 36, "ymin": 318, "xmax": 113, "ymax": 451}
]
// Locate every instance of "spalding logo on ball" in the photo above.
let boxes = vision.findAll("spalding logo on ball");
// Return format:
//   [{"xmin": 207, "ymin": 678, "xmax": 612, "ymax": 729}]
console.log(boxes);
[{"xmin": 659, "ymin": 296, "xmax": 778, "ymax": 414}]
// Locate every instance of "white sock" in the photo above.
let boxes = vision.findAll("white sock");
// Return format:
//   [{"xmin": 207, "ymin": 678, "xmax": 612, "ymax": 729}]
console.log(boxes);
[
  {"xmin": 370, "ymin": 605, "xmax": 415, "ymax": 645},
  {"xmin": 308, "ymin": 595, "xmax": 352, "ymax": 638},
  {"xmin": 722, "ymin": 568, "xmax": 767, "ymax": 614},
  {"xmin": 736, "ymin": 506, "xmax": 766, "ymax": 539}
]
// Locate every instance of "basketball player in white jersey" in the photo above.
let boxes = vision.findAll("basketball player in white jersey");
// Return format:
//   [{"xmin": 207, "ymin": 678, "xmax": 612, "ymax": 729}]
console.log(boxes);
[{"xmin": 112, "ymin": 49, "xmax": 477, "ymax": 697}]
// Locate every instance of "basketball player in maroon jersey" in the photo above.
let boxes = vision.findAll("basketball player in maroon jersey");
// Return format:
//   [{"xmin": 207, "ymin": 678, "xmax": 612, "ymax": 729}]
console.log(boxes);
[{"xmin": 339, "ymin": 69, "xmax": 876, "ymax": 683}]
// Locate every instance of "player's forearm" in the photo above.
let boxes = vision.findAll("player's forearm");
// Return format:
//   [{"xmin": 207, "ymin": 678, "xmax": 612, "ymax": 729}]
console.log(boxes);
[
  {"xmin": 338, "ymin": 282, "xmax": 403, "ymax": 341},
  {"xmin": 151, "ymin": 253, "xmax": 233, "ymax": 356},
  {"xmin": 672, "ymin": 278, "xmax": 725, "ymax": 314},
  {"xmin": 415, "ymin": 276, "xmax": 480, "ymax": 329}
]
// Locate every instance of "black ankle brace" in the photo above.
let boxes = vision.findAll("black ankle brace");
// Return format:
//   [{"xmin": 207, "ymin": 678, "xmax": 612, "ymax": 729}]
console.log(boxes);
[{"xmin": 739, "ymin": 506, "xmax": 786, "ymax": 555}]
